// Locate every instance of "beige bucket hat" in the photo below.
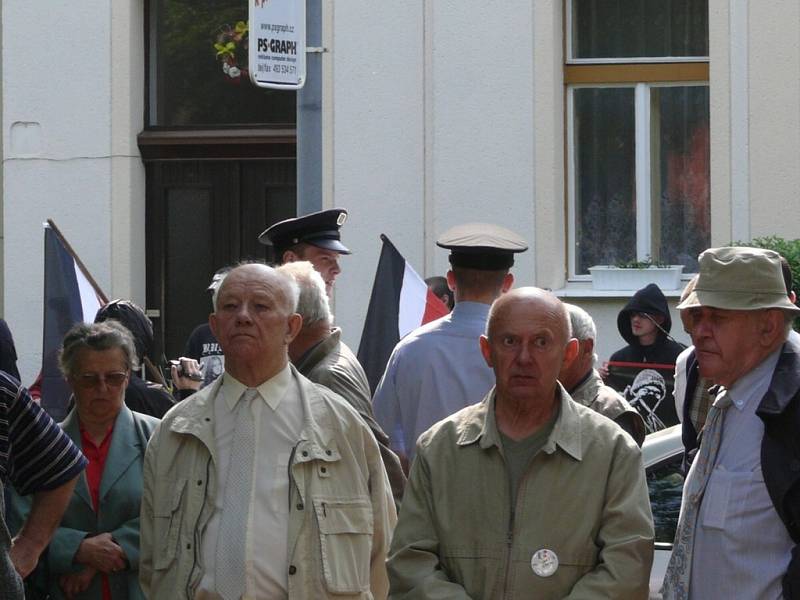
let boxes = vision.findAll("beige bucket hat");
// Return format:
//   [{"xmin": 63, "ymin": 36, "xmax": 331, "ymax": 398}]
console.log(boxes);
[{"xmin": 676, "ymin": 246, "xmax": 800, "ymax": 314}]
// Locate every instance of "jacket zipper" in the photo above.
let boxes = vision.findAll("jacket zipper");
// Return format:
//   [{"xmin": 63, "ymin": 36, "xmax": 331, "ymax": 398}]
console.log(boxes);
[{"xmin": 501, "ymin": 453, "xmax": 537, "ymax": 600}]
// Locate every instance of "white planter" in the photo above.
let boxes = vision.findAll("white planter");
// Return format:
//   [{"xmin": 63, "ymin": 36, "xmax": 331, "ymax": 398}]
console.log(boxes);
[{"xmin": 588, "ymin": 265, "xmax": 684, "ymax": 291}]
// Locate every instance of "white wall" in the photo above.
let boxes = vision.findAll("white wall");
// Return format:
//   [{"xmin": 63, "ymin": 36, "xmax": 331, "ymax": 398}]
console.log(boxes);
[
  {"xmin": 2, "ymin": 0, "xmax": 145, "ymax": 383},
  {"xmin": 331, "ymin": 0, "xmax": 542, "ymax": 350}
]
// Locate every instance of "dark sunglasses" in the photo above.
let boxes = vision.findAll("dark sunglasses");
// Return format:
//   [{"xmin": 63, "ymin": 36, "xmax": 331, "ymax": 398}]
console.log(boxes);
[{"xmin": 74, "ymin": 372, "xmax": 129, "ymax": 390}]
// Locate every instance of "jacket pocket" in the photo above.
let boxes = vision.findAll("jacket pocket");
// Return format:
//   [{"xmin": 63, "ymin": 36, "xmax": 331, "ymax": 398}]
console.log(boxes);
[
  {"xmin": 313, "ymin": 497, "xmax": 373, "ymax": 594},
  {"xmin": 152, "ymin": 478, "xmax": 186, "ymax": 570}
]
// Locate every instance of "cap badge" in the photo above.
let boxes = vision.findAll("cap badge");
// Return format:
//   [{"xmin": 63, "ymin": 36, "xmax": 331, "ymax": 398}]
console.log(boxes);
[{"xmin": 336, "ymin": 212, "xmax": 347, "ymax": 226}]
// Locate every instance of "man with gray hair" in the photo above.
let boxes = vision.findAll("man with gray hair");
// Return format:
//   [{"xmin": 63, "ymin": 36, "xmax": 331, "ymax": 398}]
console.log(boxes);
[
  {"xmin": 559, "ymin": 303, "xmax": 646, "ymax": 446},
  {"xmin": 661, "ymin": 247, "xmax": 800, "ymax": 599},
  {"xmin": 278, "ymin": 261, "xmax": 406, "ymax": 505},
  {"xmin": 141, "ymin": 263, "xmax": 396, "ymax": 599}
]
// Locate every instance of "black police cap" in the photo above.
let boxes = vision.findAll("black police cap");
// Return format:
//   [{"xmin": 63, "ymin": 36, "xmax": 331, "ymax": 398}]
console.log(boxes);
[{"xmin": 258, "ymin": 208, "xmax": 351, "ymax": 255}]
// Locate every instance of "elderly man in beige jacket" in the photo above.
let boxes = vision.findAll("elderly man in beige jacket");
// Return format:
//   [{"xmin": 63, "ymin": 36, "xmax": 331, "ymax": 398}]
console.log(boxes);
[
  {"xmin": 140, "ymin": 263, "xmax": 395, "ymax": 600},
  {"xmin": 388, "ymin": 288, "xmax": 654, "ymax": 599}
]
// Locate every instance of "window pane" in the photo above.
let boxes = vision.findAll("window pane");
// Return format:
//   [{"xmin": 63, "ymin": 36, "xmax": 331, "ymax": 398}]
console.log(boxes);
[
  {"xmin": 573, "ymin": 87, "xmax": 636, "ymax": 274},
  {"xmin": 651, "ymin": 86, "xmax": 710, "ymax": 272},
  {"xmin": 572, "ymin": 0, "xmax": 708, "ymax": 59},
  {"xmin": 150, "ymin": 0, "xmax": 296, "ymax": 127}
]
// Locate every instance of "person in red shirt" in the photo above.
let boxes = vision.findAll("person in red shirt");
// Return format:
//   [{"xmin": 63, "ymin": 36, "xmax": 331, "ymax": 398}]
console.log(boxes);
[{"xmin": 10, "ymin": 321, "xmax": 159, "ymax": 599}]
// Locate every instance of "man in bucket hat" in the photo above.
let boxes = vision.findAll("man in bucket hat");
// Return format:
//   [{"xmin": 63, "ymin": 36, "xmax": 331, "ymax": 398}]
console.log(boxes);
[{"xmin": 662, "ymin": 246, "xmax": 800, "ymax": 600}]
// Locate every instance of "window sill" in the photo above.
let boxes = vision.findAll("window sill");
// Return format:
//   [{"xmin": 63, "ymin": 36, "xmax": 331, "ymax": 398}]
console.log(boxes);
[{"xmin": 551, "ymin": 281, "xmax": 686, "ymax": 299}]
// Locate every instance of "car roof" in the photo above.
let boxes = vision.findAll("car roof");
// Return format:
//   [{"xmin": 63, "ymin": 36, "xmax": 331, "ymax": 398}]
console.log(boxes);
[{"xmin": 642, "ymin": 424, "xmax": 682, "ymax": 469}]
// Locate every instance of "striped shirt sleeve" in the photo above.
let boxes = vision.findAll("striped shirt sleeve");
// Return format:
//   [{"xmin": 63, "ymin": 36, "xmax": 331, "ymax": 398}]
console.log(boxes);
[{"xmin": 0, "ymin": 371, "xmax": 87, "ymax": 495}]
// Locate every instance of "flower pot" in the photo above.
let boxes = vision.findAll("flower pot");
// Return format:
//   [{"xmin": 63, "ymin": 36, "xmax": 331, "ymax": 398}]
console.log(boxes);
[{"xmin": 588, "ymin": 265, "xmax": 684, "ymax": 291}]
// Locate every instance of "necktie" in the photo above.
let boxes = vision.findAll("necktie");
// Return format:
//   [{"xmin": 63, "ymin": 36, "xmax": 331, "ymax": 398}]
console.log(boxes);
[
  {"xmin": 661, "ymin": 386, "xmax": 732, "ymax": 599},
  {"xmin": 215, "ymin": 388, "xmax": 259, "ymax": 600}
]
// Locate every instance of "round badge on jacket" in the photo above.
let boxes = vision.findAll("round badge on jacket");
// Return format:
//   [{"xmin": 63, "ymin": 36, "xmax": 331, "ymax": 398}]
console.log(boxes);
[{"xmin": 530, "ymin": 548, "xmax": 558, "ymax": 577}]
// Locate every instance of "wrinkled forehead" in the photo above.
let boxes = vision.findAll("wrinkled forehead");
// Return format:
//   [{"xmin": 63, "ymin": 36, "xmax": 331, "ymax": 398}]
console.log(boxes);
[
  {"xmin": 218, "ymin": 266, "xmax": 290, "ymax": 302},
  {"xmin": 489, "ymin": 297, "xmax": 569, "ymax": 339}
]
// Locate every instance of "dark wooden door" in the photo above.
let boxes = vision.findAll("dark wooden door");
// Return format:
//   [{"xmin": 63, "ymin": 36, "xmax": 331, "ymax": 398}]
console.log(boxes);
[{"xmin": 145, "ymin": 159, "xmax": 296, "ymax": 362}]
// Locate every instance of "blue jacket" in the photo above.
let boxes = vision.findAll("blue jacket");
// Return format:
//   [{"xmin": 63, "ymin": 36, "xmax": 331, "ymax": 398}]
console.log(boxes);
[{"xmin": 10, "ymin": 406, "xmax": 158, "ymax": 600}]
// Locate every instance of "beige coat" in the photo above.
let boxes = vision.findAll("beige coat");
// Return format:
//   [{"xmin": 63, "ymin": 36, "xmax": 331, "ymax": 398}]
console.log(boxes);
[
  {"xmin": 388, "ymin": 386, "xmax": 654, "ymax": 599},
  {"xmin": 139, "ymin": 365, "xmax": 396, "ymax": 599}
]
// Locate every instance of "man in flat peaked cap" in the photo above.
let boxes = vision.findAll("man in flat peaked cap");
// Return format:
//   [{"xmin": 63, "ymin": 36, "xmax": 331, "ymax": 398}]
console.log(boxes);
[
  {"xmin": 373, "ymin": 223, "xmax": 527, "ymax": 470},
  {"xmin": 259, "ymin": 208, "xmax": 350, "ymax": 296}
]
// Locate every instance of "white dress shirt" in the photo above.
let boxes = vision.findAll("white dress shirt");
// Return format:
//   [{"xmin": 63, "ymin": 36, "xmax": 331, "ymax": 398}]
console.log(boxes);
[
  {"xmin": 197, "ymin": 365, "xmax": 304, "ymax": 600},
  {"xmin": 689, "ymin": 347, "xmax": 793, "ymax": 599}
]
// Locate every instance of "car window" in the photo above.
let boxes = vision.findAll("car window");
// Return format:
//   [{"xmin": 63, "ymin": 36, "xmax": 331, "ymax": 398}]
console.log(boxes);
[{"xmin": 647, "ymin": 454, "xmax": 684, "ymax": 544}]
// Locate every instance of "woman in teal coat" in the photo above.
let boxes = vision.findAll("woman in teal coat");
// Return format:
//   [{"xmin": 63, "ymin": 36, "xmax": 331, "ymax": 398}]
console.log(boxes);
[{"xmin": 10, "ymin": 321, "xmax": 159, "ymax": 599}]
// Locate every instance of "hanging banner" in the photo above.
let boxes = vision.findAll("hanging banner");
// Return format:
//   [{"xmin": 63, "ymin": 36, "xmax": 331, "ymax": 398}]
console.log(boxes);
[{"xmin": 249, "ymin": 0, "xmax": 307, "ymax": 90}]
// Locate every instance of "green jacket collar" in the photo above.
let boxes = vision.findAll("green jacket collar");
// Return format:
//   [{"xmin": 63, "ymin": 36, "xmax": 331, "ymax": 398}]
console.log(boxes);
[
  {"xmin": 456, "ymin": 384, "xmax": 583, "ymax": 461},
  {"xmin": 295, "ymin": 327, "xmax": 341, "ymax": 374}
]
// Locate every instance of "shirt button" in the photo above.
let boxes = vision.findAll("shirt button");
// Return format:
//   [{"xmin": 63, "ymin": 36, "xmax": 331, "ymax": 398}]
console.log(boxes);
[
  {"xmin": 197, "ymin": 480, "xmax": 203, "ymax": 486},
  {"xmin": 325, "ymin": 449, "xmax": 332, "ymax": 456},
  {"xmin": 289, "ymin": 565, "xmax": 297, "ymax": 575},
  {"xmin": 302, "ymin": 451, "xmax": 308, "ymax": 457},
  {"xmin": 296, "ymin": 503, "xmax": 304, "ymax": 510},
  {"xmin": 320, "ymin": 467, "xmax": 327, "ymax": 474},
  {"xmin": 186, "ymin": 543, "xmax": 191, "ymax": 549}
]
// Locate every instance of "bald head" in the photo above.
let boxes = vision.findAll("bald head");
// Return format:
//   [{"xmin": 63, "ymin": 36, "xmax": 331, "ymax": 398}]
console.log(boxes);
[
  {"xmin": 486, "ymin": 287, "xmax": 572, "ymax": 343},
  {"xmin": 481, "ymin": 287, "xmax": 577, "ymax": 407}
]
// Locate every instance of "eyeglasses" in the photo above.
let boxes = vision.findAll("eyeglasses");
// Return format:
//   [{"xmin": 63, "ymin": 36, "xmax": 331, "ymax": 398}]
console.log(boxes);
[{"xmin": 73, "ymin": 372, "xmax": 129, "ymax": 390}]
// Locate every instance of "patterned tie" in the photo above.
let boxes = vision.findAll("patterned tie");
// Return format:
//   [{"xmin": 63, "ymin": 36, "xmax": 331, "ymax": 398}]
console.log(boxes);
[
  {"xmin": 661, "ymin": 386, "xmax": 732, "ymax": 599},
  {"xmin": 215, "ymin": 388, "xmax": 259, "ymax": 600}
]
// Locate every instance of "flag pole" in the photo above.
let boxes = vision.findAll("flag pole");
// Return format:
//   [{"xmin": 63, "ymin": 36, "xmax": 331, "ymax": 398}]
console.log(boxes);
[{"xmin": 45, "ymin": 219, "xmax": 109, "ymax": 305}]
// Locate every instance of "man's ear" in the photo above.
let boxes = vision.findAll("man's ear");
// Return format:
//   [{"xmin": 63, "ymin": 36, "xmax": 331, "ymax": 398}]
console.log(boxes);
[
  {"xmin": 758, "ymin": 310, "xmax": 785, "ymax": 346},
  {"xmin": 479, "ymin": 335, "xmax": 493, "ymax": 368},
  {"xmin": 282, "ymin": 250, "xmax": 300, "ymax": 264},
  {"xmin": 285, "ymin": 313, "xmax": 303, "ymax": 344},
  {"xmin": 563, "ymin": 338, "xmax": 580, "ymax": 364},
  {"xmin": 446, "ymin": 270, "xmax": 456, "ymax": 292},
  {"xmin": 500, "ymin": 273, "xmax": 514, "ymax": 293},
  {"xmin": 209, "ymin": 313, "xmax": 219, "ymax": 339}
]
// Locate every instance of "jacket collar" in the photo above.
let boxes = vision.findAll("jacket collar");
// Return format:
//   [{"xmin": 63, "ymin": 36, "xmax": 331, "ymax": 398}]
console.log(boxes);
[
  {"xmin": 456, "ymin": 384, "xmax": 583, "ymax": 461},
  {"xmin": 295, "ymin": 328, "xmax": 341, "ymax": 374},
  {"xmin": 758, "ymin": 331, "xmax": 800, "ymax": 416},
  {"xmin": 167, "ymin": 365, "xmax": 339, "ymax": 461},
  {"xmin": 62, "ymin": 405, "xmax": 142, "ymax": 509}
]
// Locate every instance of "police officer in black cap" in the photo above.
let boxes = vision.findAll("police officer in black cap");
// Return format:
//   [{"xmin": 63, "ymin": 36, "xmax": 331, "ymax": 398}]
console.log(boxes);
[{"xmin": 258, "ymin": 208, "xmax": 350, "ymax": 296}]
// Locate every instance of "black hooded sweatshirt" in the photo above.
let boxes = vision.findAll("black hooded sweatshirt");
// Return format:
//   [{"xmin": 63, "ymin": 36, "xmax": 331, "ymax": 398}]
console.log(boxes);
[
  {"xmin": 609, "ymin": 283, "xmax": 685, "ymax": 365},
  {"xmin": 606, "ymin": 283, "xmax": 686, "ymax": 430}
]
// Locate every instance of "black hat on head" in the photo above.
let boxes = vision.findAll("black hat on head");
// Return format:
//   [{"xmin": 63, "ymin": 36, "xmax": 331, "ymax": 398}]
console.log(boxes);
[
  {"xmin": 437, "ymin": 223, "xmax": 528, "ymax": 270},
  {"xmin": 258, "ymin": 208, "xmax": 351, "ymax": 256}
]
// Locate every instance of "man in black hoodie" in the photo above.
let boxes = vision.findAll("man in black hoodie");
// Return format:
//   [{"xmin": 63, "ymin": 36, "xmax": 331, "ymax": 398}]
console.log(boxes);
[{"xmin": 604, "ymin": 283, "xmax": 685, "ymax": 431}]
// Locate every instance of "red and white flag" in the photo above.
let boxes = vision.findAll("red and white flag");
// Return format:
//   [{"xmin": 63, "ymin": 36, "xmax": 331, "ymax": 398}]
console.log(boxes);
[{"xmin": 357, "ymin": 235, "xmax": 449, "ymax": 392}]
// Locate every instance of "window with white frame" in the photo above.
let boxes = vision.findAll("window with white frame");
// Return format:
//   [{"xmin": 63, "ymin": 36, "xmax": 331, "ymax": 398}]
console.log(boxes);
[{"xmin": 566, "ymin": 0, "xmax": 709, "ymax": 278}]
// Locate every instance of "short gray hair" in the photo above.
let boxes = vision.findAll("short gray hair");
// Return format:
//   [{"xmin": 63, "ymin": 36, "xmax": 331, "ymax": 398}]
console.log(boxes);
[
  {"xmin": 277, "ymin": 261, "xmax": 333, "ymax": 325},
  {"xmin": 213, "ymin": 261, "xmax": 300, "ymax": 314},
  {"xmin": 59, "ymin": 320, "xmax": 138, "ymax": 379},
  {"xmin": 564, "ymin": 303, "xmax": 597, "ymax": 342}
]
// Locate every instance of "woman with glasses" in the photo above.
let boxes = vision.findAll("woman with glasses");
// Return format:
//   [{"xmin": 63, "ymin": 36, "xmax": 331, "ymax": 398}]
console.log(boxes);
[{"xmin": 10, "ymin": 320, "xmax": 159, "ymax": 599}]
